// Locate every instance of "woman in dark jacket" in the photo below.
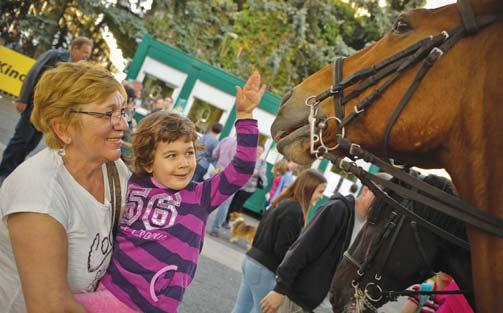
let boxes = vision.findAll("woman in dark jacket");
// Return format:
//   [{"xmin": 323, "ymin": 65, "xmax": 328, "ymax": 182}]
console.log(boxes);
[{"xmin": 231, "ymin": 169, "xmax": 327, "ymax": 313}]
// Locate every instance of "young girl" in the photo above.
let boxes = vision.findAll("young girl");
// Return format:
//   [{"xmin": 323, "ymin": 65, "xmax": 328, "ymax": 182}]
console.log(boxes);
[
  {"xmin": 231, "ymin": 169, "xmax": 327, "ymax": 313},
  {"xmin": 75, "ymin": 71, "xmax": 266, "ymax": 312}
]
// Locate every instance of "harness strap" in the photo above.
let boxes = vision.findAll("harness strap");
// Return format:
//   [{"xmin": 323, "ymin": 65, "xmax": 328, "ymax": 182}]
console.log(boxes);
[
  {"xmin": 386, "ymin": 289, "xmax": 472, "ymax": 301},
  {"xmin": 334, "ymin": 57, "xmax": 345, "ymax": 136},
  {"xmin": 457, "ymin": 0, "xmax": 479, "ymax": 34},
  {"xmin": 337, "ymin": 139, "xmax": 503, "ymax": 238},
  {"xmin": 381, "ymin": 46, "xmax": 443, "ymax": 159},
  {"xmin": 411, "ymin": 221, "xmax": 436, "ymax": 277},
  {"xmin": 374, "ymin": 214, "xmax": 406, "ymax": 278},
  {"xmin": 329, "ymin": 153, "xmax": 473, "ymax": 248}
]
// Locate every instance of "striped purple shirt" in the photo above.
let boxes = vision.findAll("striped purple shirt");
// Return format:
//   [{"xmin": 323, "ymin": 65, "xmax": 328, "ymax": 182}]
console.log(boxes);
[{"xmin": 102, "ymin": 120, "xmax": 258, "ymax": 312}]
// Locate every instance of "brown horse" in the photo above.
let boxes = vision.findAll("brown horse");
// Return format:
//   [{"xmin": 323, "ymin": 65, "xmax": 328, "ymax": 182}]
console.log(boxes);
[{"xmin": 270, "ymin": 1, "xmax": 503, "ymax": 312}]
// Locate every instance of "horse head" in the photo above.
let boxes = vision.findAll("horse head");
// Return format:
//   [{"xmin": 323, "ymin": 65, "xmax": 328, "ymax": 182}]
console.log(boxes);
[
  {"xmin": 271, "ymin": 1, "xmax": 503, "ymax": 311},
  {"xmin": 330, "ymin": 175, "xmax": 473, "ymax": 313},
  {"xmin": 271, "ymin": 1, "xmax": 502, "ymax": 171}
]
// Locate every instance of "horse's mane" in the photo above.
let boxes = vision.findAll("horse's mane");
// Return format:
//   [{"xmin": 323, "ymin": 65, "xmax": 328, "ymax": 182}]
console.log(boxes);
[{"xmin": 412, "ymin": 174, "xmax": 468, "ymax": 242}]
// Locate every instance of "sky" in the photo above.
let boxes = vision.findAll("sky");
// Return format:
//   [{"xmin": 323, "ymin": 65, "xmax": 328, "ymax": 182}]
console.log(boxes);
[{"xmin": 424, "ymin": 0, "xmax": 455, "ymax": 8}]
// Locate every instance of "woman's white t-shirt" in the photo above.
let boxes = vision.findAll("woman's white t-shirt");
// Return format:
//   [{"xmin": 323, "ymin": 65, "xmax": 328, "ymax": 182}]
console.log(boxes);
[{"xmin": 0, "ymin": 148, "xmax": 130, "ymax": 313}]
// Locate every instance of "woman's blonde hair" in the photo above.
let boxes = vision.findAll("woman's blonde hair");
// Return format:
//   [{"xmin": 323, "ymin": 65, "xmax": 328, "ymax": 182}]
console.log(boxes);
[
  {"xmin": 132, "ymin": 111, "xmax": 199, "ymax": 176},
  {"xmin": 31, "ymin": 62, "xmax": 126, "ymax": 149},
  {"xmin": 271, "ymin": 168, "xmax": 326, "ymax": 213}
]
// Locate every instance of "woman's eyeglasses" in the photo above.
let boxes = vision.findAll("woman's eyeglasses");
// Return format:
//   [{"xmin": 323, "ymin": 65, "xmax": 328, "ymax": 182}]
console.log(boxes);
[{"xmin": 69, "ymin": 108, "xmax": 134, "ymax": 126}]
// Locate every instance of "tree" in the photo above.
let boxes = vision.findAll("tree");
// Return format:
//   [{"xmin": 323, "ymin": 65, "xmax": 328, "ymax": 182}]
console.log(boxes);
[
  {"xmin": 1, "ymin": 0, "xmax": 425, "ymax": 94},
  {"xmin": 0, "ymin": 0, "xmax": 145, "ymax": 71},
  {"xmin": 143, "ymin": 0, "xmax": 424, "ymax": 95}
]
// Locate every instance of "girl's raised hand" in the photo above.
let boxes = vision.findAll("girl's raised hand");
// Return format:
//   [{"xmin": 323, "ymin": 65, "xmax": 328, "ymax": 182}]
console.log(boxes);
[{"xmin": 235, "ymin": 70, "xmax": 266, "ymax": 120}]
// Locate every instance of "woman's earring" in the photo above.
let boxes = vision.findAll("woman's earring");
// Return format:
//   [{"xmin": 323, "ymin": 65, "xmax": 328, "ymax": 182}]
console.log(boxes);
[{"xmin": 58, "ymin": 147, "xmax": 66, "ymax": 157}]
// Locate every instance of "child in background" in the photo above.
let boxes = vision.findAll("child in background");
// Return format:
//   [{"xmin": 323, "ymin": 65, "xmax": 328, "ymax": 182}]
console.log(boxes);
[
  {"xmin": 264, "ymin": 159, "xmax": 288, "ymax": 209},
  {"xmin": 400, "ymin": 272, "xmax": 453, "ymax": 313},
  {"xmin": 75, "ymin": 71, "xmax": 266, "ymax": 312}
]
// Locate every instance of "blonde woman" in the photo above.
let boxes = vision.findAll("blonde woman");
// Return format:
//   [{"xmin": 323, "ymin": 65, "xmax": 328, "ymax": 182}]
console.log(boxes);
[{"xmin": 0, "ymin": 62, "xmax": 131, "ymax": 313}]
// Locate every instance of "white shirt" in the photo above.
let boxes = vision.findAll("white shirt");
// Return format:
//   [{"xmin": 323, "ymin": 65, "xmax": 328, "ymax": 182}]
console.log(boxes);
[
  {"xmin": 350, "ymin": 213, "xmax": 366, "ymax": 245},
  {"xmin": 0, "ymin": 148, "xmax": 130, "ymax": 313}
]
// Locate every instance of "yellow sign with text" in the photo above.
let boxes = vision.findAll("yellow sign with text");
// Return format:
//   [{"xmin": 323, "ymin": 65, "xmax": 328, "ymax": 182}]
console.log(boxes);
[{"xmin": 0, "ymin": 46, "xmax": 35, "ymax": 97}]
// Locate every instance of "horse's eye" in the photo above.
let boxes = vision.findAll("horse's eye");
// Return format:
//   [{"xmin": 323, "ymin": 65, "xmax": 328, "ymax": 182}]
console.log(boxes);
[{"xmin": 393, "ymin": 19, "xmax": 411, "ymax": 34}]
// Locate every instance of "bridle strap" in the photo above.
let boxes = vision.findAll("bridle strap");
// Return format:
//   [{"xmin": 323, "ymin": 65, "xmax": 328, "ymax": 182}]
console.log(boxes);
[
  {"xmin": 334, "ymin": 57, "xmax": 344, "ymax": 129},
  {"xmin": 380, "ymin": 46, "xmax": 443, "ymax": 159},
  {"xmin": 344, "ymin": 250, "xmax": 363, "ymax": 269},
  {"xmin": 355, "ymin": 211, "xmax": 400, "ymax": 278},
  {"xmin": 385, "ymin": 289, "xmax": 472, "ymax": 301},
  {"xmin": 410, "ymin": 221, "xmax": 436, "ymax": 277},
  {"xmin": 328, "ymin": 149, "xmax": 473, "ymax": 248},
  {"xmin": 373, "ymin": 214, "xmax": 406, "ymax": 278},
  {"xmin": 457, "ymin": 0, "xmax": 479, "ymax": 34},
  {"xmin": 334, "ymin": 138, "xmax": 503, "ymax": 238}
]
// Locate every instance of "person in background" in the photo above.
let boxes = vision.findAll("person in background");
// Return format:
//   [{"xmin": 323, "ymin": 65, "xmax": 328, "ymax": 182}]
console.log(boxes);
[
  {"xmin": 269, "ymin": 161, "xmax": 300, "ymax": 205},
  {"xmin": 207, "ymin": 134, "xmax": 238, "ymax": 237},
  {"xmin": 74, "ymin": 71, "xmax": 266, "ymax": 313},
  {"xmin": 223, "ymin": 144, "xmax": 268, "ymax": 228},
  {"xmin": 259, "ymin": 184, "xmax": 378, "ymax": 313},
  {"xmin": 0, "ymin": 62, "xmax": 131, "ymax": 313},
  {"xmin": 230, "ymin": 169, "xmax": 327, "ymax": 313},
  {"xmin": 0, "ymin": 36, "xmax": 93, "ymax": 184},
  {"xmin": 264, "ymin": 159, "xmax": 289, "ymax": 209},
  {"xmin": 400, "ymin": 273, "xmax": 453, "ymax": 313},
  {"xmin": 349, "ymin": 183, "xmax": 358, "ymax": 195},
  {"xmin": 193, "ymin": 122, "xmax": 223, "ymax": 182},
  {"xmin": 151, "ymin": 96, "xmax": 173, "ymax": 113},
  {"xmin": 120, "ymin": 84, "xmax": 138, "ymax": 164}
]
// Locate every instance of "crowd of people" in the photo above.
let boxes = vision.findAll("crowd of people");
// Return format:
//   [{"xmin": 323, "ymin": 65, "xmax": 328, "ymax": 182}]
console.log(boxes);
[{"xmin": 0, "ymin": 36, "xmax": 473, "ymax": 313}]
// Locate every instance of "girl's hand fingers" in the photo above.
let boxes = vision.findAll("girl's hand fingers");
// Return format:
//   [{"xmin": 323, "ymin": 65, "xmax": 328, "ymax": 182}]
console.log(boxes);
[{"xmin": 244, "ymin": 70, "xmax": 260, "ymax": 90}]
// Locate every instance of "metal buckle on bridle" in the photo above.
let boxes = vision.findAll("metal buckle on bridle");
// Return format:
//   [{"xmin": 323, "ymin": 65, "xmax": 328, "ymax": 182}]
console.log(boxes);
[
  {"xmin": 330, "ymin": 84, "xmax": 342, "ymax": 95},
  {"xmin": 364, "ymin": 282, "xmax": 384, "ymax": 302},
  {"xmin": 354, "ymin": 105, "xmax": 364, "ymax": 114},
  {"xmin": 349, "ymin": 143, "xmax": 361, "ymax": 156}
]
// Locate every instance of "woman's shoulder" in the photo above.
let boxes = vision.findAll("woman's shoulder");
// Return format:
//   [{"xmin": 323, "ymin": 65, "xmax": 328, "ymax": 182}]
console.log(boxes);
[
  {"xmin": 276, "ymin": 199, "xmax": 302, "ymax": 216},
  {"xmin": 4, "ymin": 149, "xmax": 62, "ymax": 188},
  {"xmin": 0, "ymin": 149, "xmax": 67, "ymax": 220}
]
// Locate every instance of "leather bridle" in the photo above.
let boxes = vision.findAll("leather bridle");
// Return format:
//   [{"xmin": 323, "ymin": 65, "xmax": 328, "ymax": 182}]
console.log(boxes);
[
  {"xmin": 306, "ymin": 3, "xmax": 502, "ymax": 160},
  {"xmin": 304, "ymin": 0, "xmax": 503, "ymax": 238},
  {"xmin": 342, "ymin": 189, "xmax": 471, "ymax": 312},
  {"xmin": 304, "ymin": 1, "xmax": 502, "ymax": 311}
]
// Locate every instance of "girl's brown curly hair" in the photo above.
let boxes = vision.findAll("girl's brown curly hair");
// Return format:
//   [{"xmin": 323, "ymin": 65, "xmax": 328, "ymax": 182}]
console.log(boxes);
[{"xmin": 132, "ymin": 111, "xmax": 200, "ymax": 176}]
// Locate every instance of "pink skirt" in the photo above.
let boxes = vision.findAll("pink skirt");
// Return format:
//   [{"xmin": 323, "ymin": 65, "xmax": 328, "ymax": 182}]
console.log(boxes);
[{"xmin": 74, "ymin": 283, "xmax": 139, "ymax": 313}]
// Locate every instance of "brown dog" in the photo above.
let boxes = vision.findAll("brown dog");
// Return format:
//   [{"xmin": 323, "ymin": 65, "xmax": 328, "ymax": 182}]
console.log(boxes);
[{"xmin": 229, "ymin": 212, "xmax": 256, "ymax": 248}]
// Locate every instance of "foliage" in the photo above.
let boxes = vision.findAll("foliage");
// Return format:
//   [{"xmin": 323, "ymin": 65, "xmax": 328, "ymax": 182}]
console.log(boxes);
[
  {"xmin": 143, "ymin": 0, "xmax": 425, "ymax": 95},
  {"xmin": 1, "ymin": 0, "xmax": 425, "ymax": 94},
  {"xmin": 0, "ymin": 0, "xmax": 145, "ymax": 71}
]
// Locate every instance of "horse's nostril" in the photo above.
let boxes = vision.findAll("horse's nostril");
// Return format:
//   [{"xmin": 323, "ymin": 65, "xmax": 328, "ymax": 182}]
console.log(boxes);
[{"xmin": 280, "ymin": 89, "xmax": 293, "ymax": 106}]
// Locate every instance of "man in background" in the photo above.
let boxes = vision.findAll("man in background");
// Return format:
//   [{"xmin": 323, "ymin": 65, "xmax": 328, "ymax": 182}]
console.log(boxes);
[
  {"xmin": 0, "ymin": 36, "xmax": 93, "ymax": 183},
  {"xmin": 208, "ymin": 135, "xmax": 237, "ymax": 237},
  {"xmin": 193, "ymin": 122, "xmax": 223, "ymax": 182}
]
